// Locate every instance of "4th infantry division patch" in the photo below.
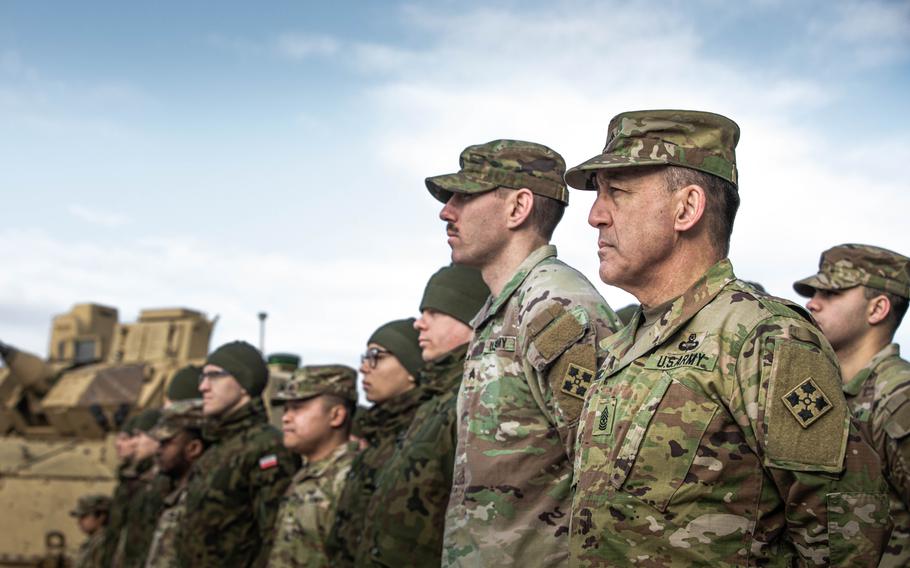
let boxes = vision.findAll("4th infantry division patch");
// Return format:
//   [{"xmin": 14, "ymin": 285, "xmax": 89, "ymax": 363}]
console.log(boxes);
[
  {"xmin": 561, "ymin": 364, "xmax": 595, "ymax": 400},
  {"xmin": 781, "ymin": 378, "xmax": 832, "ymax": 428}
]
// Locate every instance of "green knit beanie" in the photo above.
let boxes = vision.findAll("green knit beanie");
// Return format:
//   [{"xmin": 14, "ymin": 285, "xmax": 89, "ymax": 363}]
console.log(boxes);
[
  {"xmin": 420, "ymin": 264, "xmax": 489, "ymax": 325},
  {"xmin": 167, "ymin": 364, "xmax": 202, "ymax": 401},
  {"xmin": 206, "ymin": 340, "xmax": 268, "ymax": 397},
  {"xmin": 368, "ymin": 318, "xmax": 423, "ymax": 378},
  {"xmin": 132, "ymin": 409, "xmax": 162, "ymax": 435}
]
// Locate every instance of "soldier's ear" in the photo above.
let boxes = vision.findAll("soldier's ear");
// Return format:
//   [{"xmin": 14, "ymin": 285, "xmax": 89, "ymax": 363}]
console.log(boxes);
[
  {"xmin": 185, "ymin": 438, "xmax": 205, "ymax": 461},
  {"xmin": 867, "ymin": 294, "xmax": 891, "ymax": 326},
  {"xmin": 328, "ymin": 404, "xmax": 347, "ymax": 429},
  {"xmin": 673, "ymin": 183, "xmax": 706, "ymax": 234}
]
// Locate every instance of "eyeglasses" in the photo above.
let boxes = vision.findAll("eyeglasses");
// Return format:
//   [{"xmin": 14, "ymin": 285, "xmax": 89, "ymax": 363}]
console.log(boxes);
[
  {"xmin": 198, "ymin": 369, "xmax": 233, "ymax": 384},
  {"xmin": 360, "ymin": 347, "xmax": 390, "ymax": 369}
]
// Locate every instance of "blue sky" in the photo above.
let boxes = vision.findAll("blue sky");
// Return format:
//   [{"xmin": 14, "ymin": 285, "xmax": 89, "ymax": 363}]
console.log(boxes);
[{"xmin": 2, "ymin": 0, "xmax": 909, "ymax": 369}]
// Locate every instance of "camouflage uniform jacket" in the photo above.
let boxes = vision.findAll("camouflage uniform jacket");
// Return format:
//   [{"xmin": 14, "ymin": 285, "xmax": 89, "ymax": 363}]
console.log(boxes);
[
  {"xmin": 115, "ymin": 468, "xmax": 172, "ymax": 568},
  {"xmin": 844, "ymin": 343, "xmax": 910, "ymax": 567},
  {"xmin": 443, "ymin": 245, "xmax": 619, "ymax": 567},
  {"xmin": 176, "ymin": 398, "xmax": 297, "ymax": 568},
  {"xmin": 73, "ymin": 530, "xmax": 105, "ymax": 568},
  {"xmin": 101, "ymin": 457, "xmax": 154, "ymax": 566},
  {"xmin": 268, "ymin": 440, "xmax": 360, "ymax": 568},
  {"xmin": 366, "ymin": 343, "xmax": 468, "ymax": 567},
  {"xmin": 327, "ymin": 385, "xmax": 428, "ymax": 567},
  {"xmin": 143, "ymin": 484, "xmax": 187, "ymax": 568},
  {"xmin": 571, "ymin": 259, "xmax": 891, "ymax": 567}
]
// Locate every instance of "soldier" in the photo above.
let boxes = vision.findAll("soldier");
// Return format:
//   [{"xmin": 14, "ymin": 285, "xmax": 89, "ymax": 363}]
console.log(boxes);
[
  {"xmin": 163, "ymin": 364, "xmax": 201, "ymax": 407},
  {"xmin": 112, "ymin": 408, "xmax": 169, "ymax": 568},
  {"xmin": 144, "ymin": 400, "xmax": 206, "ymax": 568},
  {"xmin": 426, "ymin": 139, "xmax": 620, "ymax": 566},
  {"xmin": 327, "ymin": 319, "xmax": 427, "ymax": 566},
  {"xmin": 70, "ymin": 494, "xmax": 111, "ymax": 568},
  {"xmin": 102, "ymin": 409, "xmax": 161, "ymax": 567},
  {"xmin": 176, "ymin": 340, "xmax": 297, "ymax": 567},
  {"xmin": 365, "ymin": 264, "xmax": 489, "ymax": 567},
  {"xmin": 794, "ymin": 244, "xmax": 910, "ymax": 566},
  {"xmin": 566, "ymin": 109, "xmax": 891, "ymax": 565},
  {"xmin": 268, "ymin": 365, "xmax": 360, "ymax": 567}
]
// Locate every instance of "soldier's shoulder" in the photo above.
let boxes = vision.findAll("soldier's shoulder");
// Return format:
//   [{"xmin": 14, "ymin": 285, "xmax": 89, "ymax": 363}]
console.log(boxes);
[
  {"xmin": 528, "ymin": 256, "xmax": 601, "ymax": 294},
  {"xmin": 709, "ymin": 280, "xmax": 815, "ymax": 332}
]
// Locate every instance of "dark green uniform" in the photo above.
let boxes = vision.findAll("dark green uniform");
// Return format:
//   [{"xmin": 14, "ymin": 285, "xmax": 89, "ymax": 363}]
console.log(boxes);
[
  {"xmin": 176, "ymin": 398, "xmax": 297, "ymax": 567},
  {"xmin": 101, "ymin": 458, "xmax": 154, "ymax": 567},
  {"xmin": 115, "ymin": 468, "xmax": 171, "ymax": 567},
  {"xmin": 366, "ymin": 344, "xmax": 466, "ymax": 567},
  {"xmin": 327, "ymin": 386, "xmax": 427, "ymax": 566}
]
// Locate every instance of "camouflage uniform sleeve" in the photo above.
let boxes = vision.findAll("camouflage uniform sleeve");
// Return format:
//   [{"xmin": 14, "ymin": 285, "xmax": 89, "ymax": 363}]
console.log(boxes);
[
  {"xmin": 524, "ymin": 300, "xmax": 601, "ymax": 460},
  {"xmin": 250, "ymin": 440, "xmax": 296, "ymax": 567},
  {"xmin": 879, "ymin": 387, "xmax": 910, "ymax": 505},
  {"xmin": 735, "ymin": 317, "xmax": 890, "ymax": 566}
]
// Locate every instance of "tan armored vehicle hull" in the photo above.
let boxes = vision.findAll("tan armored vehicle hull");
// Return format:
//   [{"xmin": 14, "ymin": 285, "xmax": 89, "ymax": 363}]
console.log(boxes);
[{"xmin": 0, "ymin": 303, "xmax": 213, "ymax": 566}]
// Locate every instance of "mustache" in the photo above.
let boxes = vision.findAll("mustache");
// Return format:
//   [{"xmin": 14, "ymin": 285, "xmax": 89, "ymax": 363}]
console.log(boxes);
[{"xmin": 446, "ymin": 223, "xmax": 458, "ymax": 234}]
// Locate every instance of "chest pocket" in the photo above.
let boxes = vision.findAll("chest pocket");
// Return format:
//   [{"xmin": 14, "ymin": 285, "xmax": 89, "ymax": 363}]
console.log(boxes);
[{"xmin": 612, "ymin": 372, "xmax": 718, "ymax": 512}]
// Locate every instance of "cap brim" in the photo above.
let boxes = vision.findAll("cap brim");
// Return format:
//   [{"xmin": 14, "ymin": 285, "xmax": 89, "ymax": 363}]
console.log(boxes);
[
  {"xmin": 425, "ymin": 172, "xmax": 499, "ymax": 203},
  {"xmin": 271, "ymin": 391, "xmax": 321, "ymax": 405},
  {"xmin": 792, "ymin": 275, "xmax": 835, "ymax": 297},
  {"xmin": 565, "ymin": 154, "xmax": 672, "ymax": 190}
]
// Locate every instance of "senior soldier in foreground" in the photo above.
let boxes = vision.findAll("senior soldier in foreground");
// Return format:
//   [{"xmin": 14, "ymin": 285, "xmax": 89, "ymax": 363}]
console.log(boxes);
[
  {"xmin": 567, "ymin": 109, "xmax": 890, "ymax": 566},
  {"xmin": 268, "ymin": 365, "xmax": 360, "ymax": 568},
  {"xmin": 327, "ymin": 319, "xmax": 427, "ymax": 566},
  {"xmin": 365, "ymin": 264, "xmax": 489, "ymax": 567},
  {"xmin": 71, "ymin": 494, "xmax": 111, "ymax": 568},
  {"xmin": 143, "ymin": 400, "xmax": 206, "ymax": 568},
  {"xmin": 795, "ymin": 244, "xmax": 910, "ymax": 566},
  {"xmin": 176, "ymin": 340, "xmax": 297, "ymax": 567},
  {"xmin": 427, "ymin": 140, "xmax": 620, "ymax": 566}
]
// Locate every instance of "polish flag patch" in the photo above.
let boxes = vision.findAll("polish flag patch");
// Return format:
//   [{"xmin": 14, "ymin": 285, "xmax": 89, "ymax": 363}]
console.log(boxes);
[{"xmin": 259, "ymin": 454, "xmax": 278, "ymax": 470}]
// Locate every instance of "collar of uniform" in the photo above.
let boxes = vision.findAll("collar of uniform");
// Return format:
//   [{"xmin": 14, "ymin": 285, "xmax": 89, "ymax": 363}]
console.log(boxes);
[
  {"xmin": 470, "ymin": 244, "xmax": 557, "ymax": 329},
  {"xmin": 842, "ymin": 343, "xmax": 901, "ymax": 396},
  {"xmin": 299, "ymin": 439, "xmax": 359, "ymax": 481},
  {"xmin": 163, "ymin": 483, "xmax": 187, "ymax": 508},
  {"xmin": 419, "ymin": 343, "xmax": 468, "ymax": 397},
  {"xmin": 359, "ymin": 385, "xmax": 428, "ymax": 444},
  {"xmin": 203, "ymin": 397, "xmax": 266, "ymax": 441},
  {"xmin": 600, "ymin": 258, "xmax": 736, "ymax": 377}
]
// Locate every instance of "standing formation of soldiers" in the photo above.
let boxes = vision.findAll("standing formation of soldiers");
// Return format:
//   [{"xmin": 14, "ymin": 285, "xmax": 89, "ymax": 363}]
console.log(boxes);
[{"xmin": 71, "ymin": 109, "xmax": 909, "ymax": 567}]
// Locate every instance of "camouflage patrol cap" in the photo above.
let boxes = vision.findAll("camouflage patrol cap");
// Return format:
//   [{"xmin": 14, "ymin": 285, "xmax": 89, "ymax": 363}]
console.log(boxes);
[
  {"xmin": 271, "ymin": 364, "xmax": 358, "ymax": 404},
  {"xmin": 425, "ymin": 139, "xmax": 569, "ymax": 204},
  {"xmin": 793, "ymin": 244, "xmax": 910, "ymax": 299},
  {"xmin": 565, "ymin": 109, "xmax": 740, "ymax": 190},
  {"xmin": 70, "ymin": 494, "xmax": 111, "ymax": 517},
  {"xmin": 150, "ymin": 399, "xmax": 205, "ymax": 442}
]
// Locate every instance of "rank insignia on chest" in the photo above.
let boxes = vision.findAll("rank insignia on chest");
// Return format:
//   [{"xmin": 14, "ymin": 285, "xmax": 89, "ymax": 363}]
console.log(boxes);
[
  {"xmin": 781, "ymin": 378, "xmax": 833, "ymax": 428},
  {"xmin": 561, "ymin": 364, "xmax": 595, "ymax": 400},
  {"xmin": 259, "ymin": 454, "xmax": 279, "ymax": 470}
]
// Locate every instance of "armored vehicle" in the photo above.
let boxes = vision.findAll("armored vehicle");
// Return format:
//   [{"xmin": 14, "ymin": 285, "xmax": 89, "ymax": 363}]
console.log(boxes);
[{"xmin": 0, "ymin": 303, "xmax": 214, "ymax": 566}]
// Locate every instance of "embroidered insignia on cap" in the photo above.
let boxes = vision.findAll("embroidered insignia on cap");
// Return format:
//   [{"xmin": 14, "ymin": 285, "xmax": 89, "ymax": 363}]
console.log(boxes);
[
  {"xmin": 561, "ymin": 364, "xmax": 595, "ymax": 400},
  {"xmin": 259, "ymin": 454, "xmax": 278, "ymax": 470},
  {"xmin": 781, "ymin": 378, "xmax": 833, "ymax": 428}
]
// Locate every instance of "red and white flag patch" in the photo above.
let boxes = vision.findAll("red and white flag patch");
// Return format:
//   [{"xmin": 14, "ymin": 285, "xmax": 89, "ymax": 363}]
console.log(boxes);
[{"xmin": 259, "ymin": 454, "xmax": 278, "ymax": 470}]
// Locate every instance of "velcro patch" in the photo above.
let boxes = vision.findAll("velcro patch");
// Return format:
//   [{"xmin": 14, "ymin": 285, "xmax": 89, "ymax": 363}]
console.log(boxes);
[
  {"xmin": 486, "ymin": 335, "xmax": 517, "ymax": 352},
  {"xmin": 781, "ymin": 378, "xmax": 833, "ymax": 428},
  {"xmin": 883, "ymin": 395, "xmax": 910, "ymax": 440},
  {"xmin": 259, "ymin": 454, "xmax": 278, "ymax": 470},
  {"xmin": 561, "ymin": 363, "xmax": 595, "ymax": 400},
  {"xmin": 764, "ymin": 339, "xmax": 848, "ymax": 473},
  {"xmin": 532, "ymin": 307, "xmax": 587, "ymax": 364}
]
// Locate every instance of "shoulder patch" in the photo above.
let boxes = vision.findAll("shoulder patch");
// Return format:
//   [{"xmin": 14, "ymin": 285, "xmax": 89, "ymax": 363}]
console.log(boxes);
[
  {"xmin": 764, "ymin": 339, "xmax": 848, "ymax": 473},
  {"xmin": 781, "ymin": 378, "xmax": 834, "ymax": 428},
  {"xmin": 560, "ymin": 363, "xmax": 595, "ymax": 400},
  {"xmin": 259, "ymin": 454, "xmax": 278, "ymax": 470}
]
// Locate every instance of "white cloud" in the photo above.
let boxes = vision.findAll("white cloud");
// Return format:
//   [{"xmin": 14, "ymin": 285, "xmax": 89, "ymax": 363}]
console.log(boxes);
[
  {"xmin": 808, "ymin": 0, "xmax": 910, "ymax": 67},
  {"xmin": 274, "ymin": 33, "xmax": 340, "ymax": 60},
  {"xmin": 68, "ymin": 205, "xmax": 132, "ymax": 228}
]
